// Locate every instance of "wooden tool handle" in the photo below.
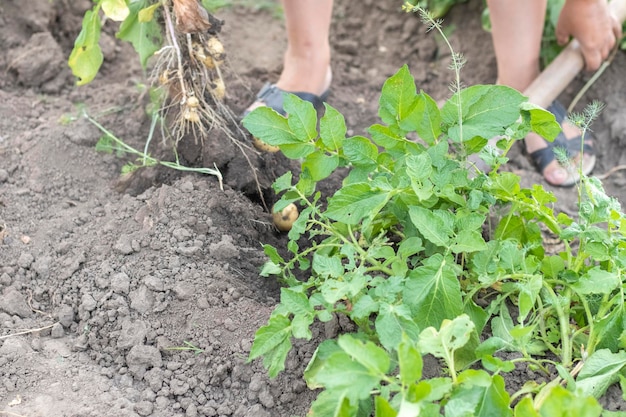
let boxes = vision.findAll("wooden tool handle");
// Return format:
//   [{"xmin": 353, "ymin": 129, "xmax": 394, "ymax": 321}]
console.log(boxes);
[{"xmin": 523, "ymin": 0, "xmax": 626, "ymax": 108}]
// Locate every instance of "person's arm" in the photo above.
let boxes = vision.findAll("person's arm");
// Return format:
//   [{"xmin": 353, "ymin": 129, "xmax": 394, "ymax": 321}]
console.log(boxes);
[{"xmin": 556, "ymin": 0, "xmax": 622, "ymax": 70}]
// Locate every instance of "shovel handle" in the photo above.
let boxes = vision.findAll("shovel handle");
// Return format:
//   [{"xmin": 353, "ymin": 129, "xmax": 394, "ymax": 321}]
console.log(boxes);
[{"xmin": 523, "ymin": 0, "xmax": 626, "ymax": 108}]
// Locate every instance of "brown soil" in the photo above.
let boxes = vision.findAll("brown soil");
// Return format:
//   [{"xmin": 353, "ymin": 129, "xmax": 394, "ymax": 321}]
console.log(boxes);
[{"xmin": 1, "ymin": 1, "xmax": 625, "ymax": 416}]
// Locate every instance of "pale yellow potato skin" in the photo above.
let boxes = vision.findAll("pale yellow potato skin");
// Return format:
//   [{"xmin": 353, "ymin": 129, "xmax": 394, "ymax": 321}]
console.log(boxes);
[
  {"xmin": 272, "ymin": 203, "xmax": 299, "ymax": 232},
  {"xmin": 252, "ymin": 136, "xmax": 280, "ymax": 153}
]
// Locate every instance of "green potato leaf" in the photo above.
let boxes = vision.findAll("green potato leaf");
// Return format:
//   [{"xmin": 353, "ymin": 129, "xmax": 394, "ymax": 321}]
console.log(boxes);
[
  {"xmin": 320, "ymin": 104, "xmax": 347, "ymax": 151},
  {"xmin": 326, "ymin": 183, "xmax": 391, "ymax": 225},
  {"xmin": 375, "ymin": 303, "xmax": 421, "ymax": 351},
  {"xmin": 408, "ymin": 206, "xmax": 453, "ymax": 248},
  {"xmin": 401, "ymin": 91, "xmax": 442, "ymax": 145},
  {"xmin": 343, "ymin": 135, "xmax": 379, "ymax": 168},
  {"xmin": 576, "ymin": 349, "xmax": 626, "ymax": 398},
  {"xmin": 117, "ymin": 0, "xmax": 163, "ymax": 69},
  {"xmin": 284, "ymin": 93, "xmax": 318, "ymax": 142},
  {"xmin": 248, "ymin": 314, "xmax": 292, "ymax": 377},
  {"xmin": 68, "ymin": 9, "xmax": 104, "ymax": 86},
  {"xmin": 445, "ymin": 371, "xmax": 511, "ymax": 417},
  {"xmin": 302, "ymin": 151, "xmax": 339, "ymax": 181},
  {"xmin": 405, "ymin": 254, "xmax": 463, "ymax": 330},
  {"xmin": 441, "ymin": 85, "xmax": 526, "ymax": 142},
  {"xmin": 379, "ymin": 64, "xmax": 419, "ymax": 127},
  {"xmin": 243, "ymin": 107, "xmax": 299, "ymax": 145}
]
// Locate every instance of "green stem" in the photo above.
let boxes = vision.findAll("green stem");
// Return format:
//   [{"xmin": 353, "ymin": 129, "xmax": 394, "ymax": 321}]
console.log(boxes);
[
  {"xmin": 534, "ymin": 298, "xmax": 561, "ymax": 357},
  {"xmin": 496, "ymin": 194, "xmax": 563, "ymax": 238},
  {"xmin": 84, "ymin": 111, "xmax": 224, "ymax": 184},
  {"xmin": 582, "ymin": 290, "xmax": 624, "ymax": 354},
  {"xmin": 144, "ymin": 111, "xmax": 160, "ymax": 165},
  {"xmin": 282, "ymin": 241, "xmax": 343, "ymax": 274},
  {"xmin": 446, "ymin": 350, "xmax": 458, "ymax": 385},
  {"xmin": 510, "ymin": 356, "xmax": 554, "ymax": 376},
  {"xmin": 543, "ymin": 284, "xmax": 572, "ymax": 366},
  {"xmin": 365, "ymin": 265, "xmax": 395, "ymax": 277},
  {"xmin": 579, "ymin": 296, "xmax": 595, "ymax": 353}
]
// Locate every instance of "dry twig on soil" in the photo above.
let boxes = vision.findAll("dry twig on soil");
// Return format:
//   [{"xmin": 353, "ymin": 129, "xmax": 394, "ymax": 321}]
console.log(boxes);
[{"xmin": 0, "ymin": 323, "xmax": 57, "ymax": 340}]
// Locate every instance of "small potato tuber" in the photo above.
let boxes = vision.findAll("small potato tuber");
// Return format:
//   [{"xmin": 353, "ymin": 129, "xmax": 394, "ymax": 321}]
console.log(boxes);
[
  {"xmin": 272, "ymin": 203, "xmax": 299, "ymax": 232},
  {"xmin": 205, "ymin": 36, "xmax": 225, "ymax": 65},
  {"xmin": 252, "ymin": 136, "xmax": 280, "ymax": 153},
  {"xmin": 211, "ymin": 78, "xmax": 226, "ymax": 100},
  {"xmin": 191, "ymin": 41, "xmax": 215, "ymax": 69}
]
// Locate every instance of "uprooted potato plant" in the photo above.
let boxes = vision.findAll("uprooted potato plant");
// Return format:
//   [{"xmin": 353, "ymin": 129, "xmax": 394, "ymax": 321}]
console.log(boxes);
[
  {"xmin": 68, "ymin": 0, "xmax": 263, "ymax": 193},
  {"xmin": 243, "ymin": 9, "xmax": 626, "ymax": 417}
]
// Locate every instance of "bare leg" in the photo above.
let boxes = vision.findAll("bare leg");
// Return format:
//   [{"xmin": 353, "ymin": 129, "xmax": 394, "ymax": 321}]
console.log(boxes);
[
  {"xmin": 488, "ymin": 0, "xmax": 546, "ymax": 91},
  {"xmin": 488, "ymin": 0, "xmax": 584, "ymax": 185},
  {"xmin": 277, "ymin": 0, "xmax": 333, "ymax": 95},
  {"xmin": 245, "ymin": 0, "xmax": 332, "ymax": 113}
]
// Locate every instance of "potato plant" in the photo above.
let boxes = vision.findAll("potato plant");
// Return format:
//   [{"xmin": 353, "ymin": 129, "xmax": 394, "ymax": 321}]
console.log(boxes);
[
  {"xmin": 69, "ymin": 0, "xmax": 272, "ymax": 198},
  {"xmin": 69, "ymin": 0, "xmax": 243, "ymax": 146},
  {"xmin": 243, "ymin": 10, "xmax": 626, "ymax": 416}
]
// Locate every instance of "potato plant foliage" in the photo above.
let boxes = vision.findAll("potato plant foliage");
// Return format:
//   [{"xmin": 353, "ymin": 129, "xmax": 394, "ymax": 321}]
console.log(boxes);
[{"xmin": 243, "ymin": 63, "xmax": 626, "ymax": 417}]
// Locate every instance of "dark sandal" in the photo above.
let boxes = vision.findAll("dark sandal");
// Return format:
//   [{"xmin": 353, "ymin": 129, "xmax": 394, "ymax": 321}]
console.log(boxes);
[
  {"xmin": 529, "ymin": 100, "xmax": 596, "ymax": 187},
  {"xmin": 242, "ymin": 82, "xmax": 330, "ymax": 118}
]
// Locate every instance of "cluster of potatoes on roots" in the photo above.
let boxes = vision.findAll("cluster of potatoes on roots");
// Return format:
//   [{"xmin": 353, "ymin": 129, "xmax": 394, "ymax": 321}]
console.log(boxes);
[
  {"xmin": 155, "ymin": 32, "xmax": 228, "ymax": 141},
  {"xmin": 190, "ymin": 35, "xmax": 226, "ymax": 99},
  {"xmin": 166, "ymin": 0, "xmax": 298, "ymax": 232}
]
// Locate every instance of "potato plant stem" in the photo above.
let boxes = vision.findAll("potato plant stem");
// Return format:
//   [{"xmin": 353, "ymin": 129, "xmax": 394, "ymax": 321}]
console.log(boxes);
[
  {"xmin": 496, "ymin": 194, "xmax": 564, "ymax": 238},
  {"xmin": 143, "ymin": 111, "xmax": 159, "ymax": 165},
  {"xmin": 84, "ymin": 111, "xmax": 223, "ymax": 187},
  {"xmin": 543, "ymin": 284, "xmax": 572, "ymax": 366},
  {"xmin": 535, "ymin": 297, "xmax": 562, "ymax": 357},
  {"xmin": 161, "ymin": 0, "xmax": 187, "ymax": 100}
]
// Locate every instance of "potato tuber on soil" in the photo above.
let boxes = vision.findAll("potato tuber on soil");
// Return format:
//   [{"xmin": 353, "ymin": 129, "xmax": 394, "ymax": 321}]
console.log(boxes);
[
  {"xmin": 252, "ymin": 136, "xmax": 280, "ymax": 153},
  {"xmin": 272, "ymin": 203, "xmax": 299, "ymax": 232}
]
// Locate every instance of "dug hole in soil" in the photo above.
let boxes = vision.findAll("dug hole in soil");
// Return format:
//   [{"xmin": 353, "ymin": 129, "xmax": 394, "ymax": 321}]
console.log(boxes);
[{"xmin": 1, "ymin": 1, "xmax": 626, "ymax": 416}]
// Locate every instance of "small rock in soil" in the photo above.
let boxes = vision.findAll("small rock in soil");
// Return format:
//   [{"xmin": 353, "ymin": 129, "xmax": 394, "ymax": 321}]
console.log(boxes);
[
  {"xmin": 114, "ymin": 234, "xmax": 135, "ymax": 255},
  {"xmin": 126, "ymin": 345, "xmax": 162, "ymax": 378},
  {"xmin": 111, "ymin": 272, "xmax": 131, "ymax": 294},
  {"xmin": 117, "ymin": 319, "xmax": 148, "ymax": 349},
  {"xmin": 50, "ymin": 322, "xmax": 64, "ymax": 338},
  {"xmin": 173, "ymin": 282, "xmax": 195, "ymax": 301},
  {"xmin": 134, "ymin": 400, "xmax": 154, "ymax": 416},
  {"xmin": 17, "ymin": 252, "xmax": 34, "ymax": 269},
  {"xmin": 0, "ymin": 288, "xmax": 32, "ymax": 318},
  {"xmin": 80, "ymin": 293, "xmax": 97, "ymax": 312},
  {"xmin": 129, "ymin": 286, "xmax": 155, "ymax": 314},
  {"xmin": 208, "ymin": 235, "xmax": 239, "ymax": 259},
  {"xmin": 144, "ymin": 275, "xmax": 165, "ymax": 292},
  {"xmin": 0, "ymin": 336, "xmax": 33, "ymax": 357},
  {"xmin": 12, "ymin": 32, "xmax": 64, "ymax": 88}
]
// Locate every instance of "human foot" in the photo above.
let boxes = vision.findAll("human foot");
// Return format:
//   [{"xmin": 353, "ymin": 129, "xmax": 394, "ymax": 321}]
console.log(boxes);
[
  {"xmin": 242, "ymin": 59, "xmax": 332, "ymax": 117},
  {"xmin": 526, "ymin": 101, "xmax": 596, "ymax": 187}
]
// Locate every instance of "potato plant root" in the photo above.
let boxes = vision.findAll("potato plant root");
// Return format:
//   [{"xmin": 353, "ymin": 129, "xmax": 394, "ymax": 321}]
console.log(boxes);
[{"xmin": 149, "ymin": 0, "xmax": 268, "ymax": 207}]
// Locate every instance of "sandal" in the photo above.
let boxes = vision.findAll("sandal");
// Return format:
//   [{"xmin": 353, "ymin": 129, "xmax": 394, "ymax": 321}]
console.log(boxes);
[
  {"xmin": 242, "ymin": 82, "xmax": 330, "ymax": 118},
  {"xmin": 528, "ymin": 100, "xmax": 596, "ymax": 187}
]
